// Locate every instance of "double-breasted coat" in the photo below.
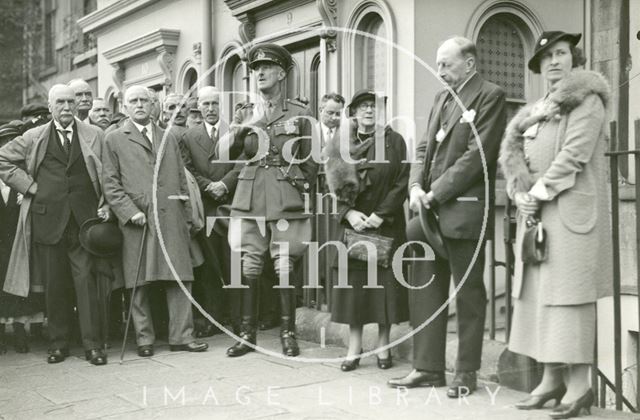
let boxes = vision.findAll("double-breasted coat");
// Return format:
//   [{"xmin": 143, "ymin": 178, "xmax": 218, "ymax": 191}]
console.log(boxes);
[
  {"xmin": 102, "ymin": 120, "xmax": 193, "ymax": 288},
  {"xmin": 500, "ymin": 70, "xmax": 613, "ymax": 306},
  {"xmin": 0, "ymin": 121, "xmax": 106, "ymax": 297}
]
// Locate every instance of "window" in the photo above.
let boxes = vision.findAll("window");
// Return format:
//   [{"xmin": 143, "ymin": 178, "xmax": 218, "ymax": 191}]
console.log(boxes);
[
  {"xmin": 476, "ymin": 13, "xmax": 528, "ymax": 121},
  {"xmin": 183, "ymin": 68, "xmax": 198, "ymax": 95},
  {"xmin": 44, "ymin": 0, "xmax": 56, "ymax": 67},
  {"xmin": 355, "ymin": 13, "xmax": 387, "ymax": 93}
]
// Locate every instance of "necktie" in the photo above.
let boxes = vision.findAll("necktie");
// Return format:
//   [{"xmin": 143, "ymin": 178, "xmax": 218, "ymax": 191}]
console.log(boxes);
[
  {"xmin": 265, "ymin": 101, "xmax": 274, "ymax": 120},
  {"xmin": 441, "ymin": 93, "xmax": 455, "ymax": 129},
  {"xmin": 58, "ymin": 130, "xmax": 71, "ymax": 156},
  {"xmin": 210, "ymin": 126, "xmax": 217, "ymax": 141},
  {"xmin": 141, "ymin": 127, "xmax": 152, "ymax": 146}
]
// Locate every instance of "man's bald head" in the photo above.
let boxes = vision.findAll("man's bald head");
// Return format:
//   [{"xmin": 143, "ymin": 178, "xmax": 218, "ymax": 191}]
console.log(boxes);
[
  {"xmin": 436, "ymin": 36, "xmax": 477, "ymax": 89},
  {"xmin": 68, "ymin": 79, "xmax": 93, "ymax": 116},
  {"xmin": 48, "ymin": 84, "xmax": 77, "ymax": 127},
  {"xmin": 197, "ymin": 86, "xmax": 220, "ymax": 125}
]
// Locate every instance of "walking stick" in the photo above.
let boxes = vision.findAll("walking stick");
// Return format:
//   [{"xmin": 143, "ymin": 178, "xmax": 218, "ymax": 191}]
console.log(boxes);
[{"xmin": 119, "ymin": 223, "xmax": 148, "ymax": 364}]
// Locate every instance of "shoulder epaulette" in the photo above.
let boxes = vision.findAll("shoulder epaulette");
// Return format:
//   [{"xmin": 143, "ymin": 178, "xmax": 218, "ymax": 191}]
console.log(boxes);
[{"xmin": 286, "ymin": 98, "xmax": 307, "ymax": 108}]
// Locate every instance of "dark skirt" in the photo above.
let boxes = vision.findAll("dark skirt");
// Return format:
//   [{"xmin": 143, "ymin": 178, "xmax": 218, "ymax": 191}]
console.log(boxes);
[
  {"xmin": 0, "ymin": 250, "xmax": 45, "ymax": 319},
  {"xmin": 330, "ymin": 262, "xmax": 408, "ymax": 326}
]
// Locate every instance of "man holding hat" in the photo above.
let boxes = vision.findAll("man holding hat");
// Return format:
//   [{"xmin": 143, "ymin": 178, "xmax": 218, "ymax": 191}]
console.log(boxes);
[
  {"xmin": 388, "ymin": 36, "xmax": 506, "ymax": 396},
  {"xmin": 0, "ymin": 84, "xmax": 110, "ymax": 365},
  {"xmin": 225, "ymin": 43, "xmax": 318, "ymax": 357}
]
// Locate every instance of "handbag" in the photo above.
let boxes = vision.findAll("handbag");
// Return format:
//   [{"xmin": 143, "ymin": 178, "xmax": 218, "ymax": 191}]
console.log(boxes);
[
  {"xmin": 521, "ymin": 216, "xmax": 547, "ymax": 264},
  {"xmin": 343, "ymin": 228, "xmax": 394, "ymax": 268}
]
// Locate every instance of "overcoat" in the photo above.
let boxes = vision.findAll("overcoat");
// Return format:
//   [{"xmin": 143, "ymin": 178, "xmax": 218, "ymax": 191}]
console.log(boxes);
[
  {"xmin": 0, "ymin": 121, "xmax": 105, "ymax": 297},
  {"xmin": 180, "ymin": 121, "xmax": 240, "ymax": 216},
  {"xmin": 102, "ymin": 120, "xmax": 194, "ymax": 288},
  {"xmin": 499, "ymin": 70, "xmax": 613, "ymax": 306},
  {"xmin": 325, "ymin": 126, "xmax": 410, "ymax": 325}
]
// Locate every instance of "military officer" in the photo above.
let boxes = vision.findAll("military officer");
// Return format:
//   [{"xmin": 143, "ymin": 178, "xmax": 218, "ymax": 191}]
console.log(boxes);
[{"xmin": 226, "ymin": 43, "xmax": 318, "ymax": 357}]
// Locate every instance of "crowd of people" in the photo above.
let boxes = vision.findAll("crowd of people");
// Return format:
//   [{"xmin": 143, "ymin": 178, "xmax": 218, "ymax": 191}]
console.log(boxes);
[{"xmin": 0, "ymin": 30, "xmax": 612, "ymax": 419}]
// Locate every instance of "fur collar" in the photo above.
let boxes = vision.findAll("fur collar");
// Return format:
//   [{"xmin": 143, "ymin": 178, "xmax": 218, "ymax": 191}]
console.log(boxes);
[
  {"xmin": 499, "ymin": 70, "xmax": 610, "ymax": 196},
  {"xmin": 324, "ymin": 126, "xmax": 392, "ymax": 206}
]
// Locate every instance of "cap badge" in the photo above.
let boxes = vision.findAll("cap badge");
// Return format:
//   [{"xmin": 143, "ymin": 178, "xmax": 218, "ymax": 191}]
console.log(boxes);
[
  {"xmin": 540, "ymin": 38, "xmax": 548, "ymax": 46},
  {"xmin": 256, "ymin": 49, "xmax": 266, "ymax": 59}
]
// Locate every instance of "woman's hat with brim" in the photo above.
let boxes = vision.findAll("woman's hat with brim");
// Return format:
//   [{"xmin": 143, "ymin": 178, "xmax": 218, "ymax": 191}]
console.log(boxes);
[
  {"xmin": 79, "ymin": 218, "xmax": 123, "ymax": 257},
  {"xmin": 347, "ymin": 89, "xmax": 387, "ymax": 116},
  {"xmin": 528, "ymin": 31, "xmax": 581, "ymax": 73}
]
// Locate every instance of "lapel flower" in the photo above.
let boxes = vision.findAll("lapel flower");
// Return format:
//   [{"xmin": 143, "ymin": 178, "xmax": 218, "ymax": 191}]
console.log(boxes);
[{"xmin": 460, "ymin": 109, "xmax": 476, "ymax": 124}]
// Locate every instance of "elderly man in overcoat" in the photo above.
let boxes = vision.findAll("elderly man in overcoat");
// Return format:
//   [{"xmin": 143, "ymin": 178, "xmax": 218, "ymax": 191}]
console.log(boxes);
[
  {"xmin": 0, "ymin": 84, "xmax": 110, "ymax": 365},
  {"xmin": 225, "ymin": 43, "xmax": 318, "ymax": 358},
  {"xmin": 388, "ymin": 37, "xmax": 506, "ymax": 396},
  {"xmin": 102, "ymin": 85, "xmax": 208, "ymax": 357},
  {"xmin": 180, "ymin": 86, "xmax": 241, "ymax": 337}
]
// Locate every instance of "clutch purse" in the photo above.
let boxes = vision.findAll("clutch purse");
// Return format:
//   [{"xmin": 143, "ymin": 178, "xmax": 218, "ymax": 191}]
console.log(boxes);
[
  {"xmin": 343, "ymin": 228, "xmax": 394, "ymax": 268},
  {"xmin": 521, "ymin": 216, "xmax": 547, "ymax": 264}
]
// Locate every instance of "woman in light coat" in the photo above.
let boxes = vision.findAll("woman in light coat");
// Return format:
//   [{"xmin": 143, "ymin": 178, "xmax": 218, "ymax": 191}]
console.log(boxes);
[{"xmin": 499, "ymin": 31, "xmax": 612, "ymax": 419}]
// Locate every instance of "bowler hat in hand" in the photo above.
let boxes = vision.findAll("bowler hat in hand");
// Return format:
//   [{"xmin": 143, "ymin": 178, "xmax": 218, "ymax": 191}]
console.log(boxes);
[
  {"xmin": 406, "ymin": 206, "xmax": 448, "ymax": 260},
  {"xmin": 528, "ymin": 31, "xmax": 581, "ymax": 73},
  {"xmin": 79, "ymin": 218, "xmax": 123, "ymax": 257}
]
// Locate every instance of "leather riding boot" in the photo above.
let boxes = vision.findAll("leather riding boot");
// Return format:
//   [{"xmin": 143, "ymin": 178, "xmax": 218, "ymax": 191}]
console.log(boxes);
[
  {"xmin": 279, "ymin": 287, "xmax": 299, "ymax": 357},
  {"xmin": 227, "ymin": 277, "xmax": 258, "ymax": 357}
]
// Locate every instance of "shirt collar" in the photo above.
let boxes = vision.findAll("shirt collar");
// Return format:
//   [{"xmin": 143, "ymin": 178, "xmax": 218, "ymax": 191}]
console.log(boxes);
[
  {"xmin": 131, "ymin": 120, "xmax": 153, "ymax": 140},
  {"xmin": 53, "ymin": 119, "xmax": 74, "ymax": 135},
  {"xmin": 204, "ymin": 120, "xmax": 220, "ymax": 136},
  {"xmin": 456, "ymin": 71, "xmax": 478, "ymax": 93},
  {"xmin": 259, "ymin": 92, "xmax": 282, "ymax": 108}
]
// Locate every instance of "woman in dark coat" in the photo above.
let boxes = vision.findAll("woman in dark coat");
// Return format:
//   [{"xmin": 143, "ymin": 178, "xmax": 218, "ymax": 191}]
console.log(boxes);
[
  {"xmin": 325, "ymin": 90, "xmax": 409, "ymax": 371},
  {"xmin": 499, "ymin": 32, "xmax": 612, "ymax": 418},
  {"xmin": 0, "ymin": 121, "xmax": 45, "ymax": 353}
]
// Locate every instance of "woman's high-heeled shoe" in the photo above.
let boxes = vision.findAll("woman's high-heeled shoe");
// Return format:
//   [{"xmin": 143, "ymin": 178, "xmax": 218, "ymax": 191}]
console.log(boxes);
[
  {"xmin": 376, "ymin": 354, "xmax": 393, "ymax": 370},
  {"xmin": 341, "ymin": 350, "xmax": 362, "ymax": 372},
  {"xmin": 549, "ymin": 390, "xmax": 594, "ymax": 419},
  {"xmin": 515, "ymin": 384, "xmax": 566, "ymax": 410}
]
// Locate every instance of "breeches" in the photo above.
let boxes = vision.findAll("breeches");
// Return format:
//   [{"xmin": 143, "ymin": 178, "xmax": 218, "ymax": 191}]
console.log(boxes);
[{"xmin": 228, "ymin": 218, "xmax": 311, "ymax": 279}]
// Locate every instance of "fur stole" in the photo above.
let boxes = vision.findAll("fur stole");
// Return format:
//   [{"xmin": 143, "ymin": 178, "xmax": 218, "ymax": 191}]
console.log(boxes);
[
  {"xmin": 499, "ymin": 70, "xmax": 610, "ymax": 196},
  {"xmin": 324, "ymin": 125, "xmax": 391, "ymax": 206}
]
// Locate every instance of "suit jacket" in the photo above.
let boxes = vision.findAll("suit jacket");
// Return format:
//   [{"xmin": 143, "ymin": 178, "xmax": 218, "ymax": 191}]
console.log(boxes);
[
  {"xmin": 102, "ymin": 120, "xmax": 194, "ymax": 287},
  {"xmin": 410, "ymin": 73, "xmax": 506, "ymax": 239},
  {"xmin": 0, "ymin": 120, "xmax": 105, "ymax": 296},
  {"xmin": 229, "ymin": 98, "xmax": 319, "ymax": 221},
  {"xmin": 180, "ymin": 122, "xmax": 240, "ymax": 215}
]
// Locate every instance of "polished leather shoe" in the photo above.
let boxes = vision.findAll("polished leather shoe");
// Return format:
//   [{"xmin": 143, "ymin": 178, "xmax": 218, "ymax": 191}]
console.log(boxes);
[
  {"xmin": 170, "ymin": 342, "xmax": 208, "ymax": 352},
  {"xmin": 227, "ymin": 332, "xmax": 256, "ymax": 357},
  {"xmin": 376, "ymin": 355, "xmax": 393, "ymax": 370},
  {"xmin": 137, "ymin": 345, "xmax": 154, "ymax": 357},
  {"xmin": 280, "ymin": 330, "xmax": 299, "ymax": 357},
  {"xmin": 85, "ymin": 348, "xmax": 107, "ymax": 366},
  {"xmin": 387, "ymin": 369, "xmax": 446, "ymax": 388},
  {"xmin": 47, "ymin": 348, "xmax": 69, "ymax": 364},
  {"xmin": 549, "ymin": 390, "xmax": 594, "ymax": 419},
  {"xmin": 515, "ymin": 384, "xmax": 566, "ymax": 410},
  {"xmin": 447, "ymin": 371, "xmax": 477, "ymax": 398}
]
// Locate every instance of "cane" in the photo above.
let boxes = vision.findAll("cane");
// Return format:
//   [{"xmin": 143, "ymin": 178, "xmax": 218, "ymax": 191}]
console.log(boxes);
[{"xmin": 119, "ymin": 223, "xmax": 148, "ymax": 364}]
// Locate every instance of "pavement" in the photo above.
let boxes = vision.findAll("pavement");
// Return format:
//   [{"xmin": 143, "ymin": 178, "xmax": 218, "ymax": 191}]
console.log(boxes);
[{"xmin": 0, "ymin": 329, "xmax": 636, "ymax": 420}]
